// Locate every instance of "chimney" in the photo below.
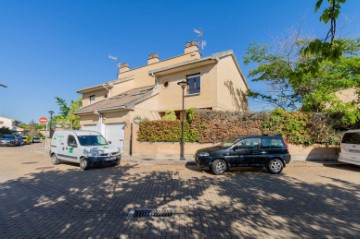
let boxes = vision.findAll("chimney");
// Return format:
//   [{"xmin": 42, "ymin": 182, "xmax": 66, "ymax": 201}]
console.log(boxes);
[
  {"xmin": 119, "ymin": 63, "xmax": 130, "ymax": 73},
  {"xmin": 148, "ymin": 53, "xmax": 160, "ymax": 64},
  {"xmin": 184, "ymin": 40, "xmax": 199, "ymax": 54}
]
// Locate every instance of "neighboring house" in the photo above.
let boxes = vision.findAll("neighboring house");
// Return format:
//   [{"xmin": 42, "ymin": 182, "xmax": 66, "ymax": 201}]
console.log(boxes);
[
  {"xmin": 336, "ymin": 88, "xmax": 359, "ymax": 106},
  {"xmin": 75, "ymin": 41, "xmax": 249, "ymax": 155},
  {"xmin": 0, "ymin": 116, "xmax": 24, "ymax": 135}
]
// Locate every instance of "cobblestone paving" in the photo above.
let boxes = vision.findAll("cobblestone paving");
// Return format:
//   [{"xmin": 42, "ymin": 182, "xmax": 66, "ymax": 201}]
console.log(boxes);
[{"xmin": 0, "ymin": 145, "xmax": 360, "ymax": 238}]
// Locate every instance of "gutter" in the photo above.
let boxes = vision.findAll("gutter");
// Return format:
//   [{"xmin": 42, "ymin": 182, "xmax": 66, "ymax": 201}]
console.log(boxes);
[{"xmin": 102, "ymin": 84, "xmax": 112, "ymax": 97}]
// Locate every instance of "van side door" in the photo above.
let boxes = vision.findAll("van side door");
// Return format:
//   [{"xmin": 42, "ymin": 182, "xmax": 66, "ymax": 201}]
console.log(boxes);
[{"xmin": 61, "ymin": 134, "xmax": 81, "ymax": 163}]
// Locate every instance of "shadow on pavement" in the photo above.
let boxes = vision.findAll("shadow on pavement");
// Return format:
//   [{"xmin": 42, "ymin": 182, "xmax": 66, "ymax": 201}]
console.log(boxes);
[{"xmin": 0, "ymin": 162, "xmax": 359, "ymax": 238}]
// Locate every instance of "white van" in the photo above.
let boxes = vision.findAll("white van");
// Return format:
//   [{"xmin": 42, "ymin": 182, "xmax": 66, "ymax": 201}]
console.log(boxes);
[
  {"xmin": 338, "ymin": 129, "xmax": 360, "ymax": 166},
  {"xmin": 49, "ymin": 130, "xmax": 121, "ymax": 170}
]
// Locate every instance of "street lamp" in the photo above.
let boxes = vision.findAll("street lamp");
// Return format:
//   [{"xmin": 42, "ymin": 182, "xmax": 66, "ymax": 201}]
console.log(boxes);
[
  {"xmin": 0, "ymin": 83, "xmax": 7, "ymax": 88},
  {"xmin": 48, "ymin": 110, "xmax": 54, "ymax": 138},
  {"xmin": 177, "ymin": 80, "xmax": 189, "ymax": 160}
]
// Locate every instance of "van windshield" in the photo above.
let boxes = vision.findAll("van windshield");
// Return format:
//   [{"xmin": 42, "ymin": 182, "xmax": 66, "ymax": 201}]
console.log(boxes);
[{"xmin": 78, "ymin": 135, "xmax": 108, "ymax": 146}]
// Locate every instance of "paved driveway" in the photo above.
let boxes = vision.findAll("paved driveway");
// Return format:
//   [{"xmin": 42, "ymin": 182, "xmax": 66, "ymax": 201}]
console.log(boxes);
[{"xmin": 0, "ymin": 143, "xmax": 360, "ymax": 238}]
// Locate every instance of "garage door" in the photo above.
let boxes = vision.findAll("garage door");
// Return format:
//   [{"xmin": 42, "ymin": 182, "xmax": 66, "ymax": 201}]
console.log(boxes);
[
  {"xmin": 83, "ymin": 124, "xmax": 100, "ymax": 133},
  {"xmin": 105, "ymin": 123, "xmax": 125, "ymax": 152}
]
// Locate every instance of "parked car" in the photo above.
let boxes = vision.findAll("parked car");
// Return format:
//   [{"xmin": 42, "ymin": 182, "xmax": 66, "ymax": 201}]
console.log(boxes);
[
  {"xmin": 0, "ymin": 134, "xmax": 18, "ymax": 146},
  {"xmin": 49, "ymin": 130, "xmax": 121, "ymax": 170},
  {"xmin": 32, "ymin": 136, "xmax": 41, "ymax": 143},
  {"xmin": 14, "ymin": 134, "xmax": 23, "ymax": 146},
  {"xmin": 195, "ymin": 134, "xmax": 291, "ymax": 175},
  {"xmin": 338, "ymin": 129, "xmax": 360, "ymax": 166},
  {"xmin": 22, "ymin": 136, "xmax": 30, "ymax": 145}
]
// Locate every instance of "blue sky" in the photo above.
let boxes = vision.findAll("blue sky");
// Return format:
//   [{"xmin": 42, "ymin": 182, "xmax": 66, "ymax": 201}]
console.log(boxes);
[{"xmin": 0, "ymin": 0, "xmax": 359, "ymax": 123}]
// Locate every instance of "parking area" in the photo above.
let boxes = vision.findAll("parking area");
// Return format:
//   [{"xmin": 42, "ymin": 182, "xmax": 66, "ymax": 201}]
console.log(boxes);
[{"xmin": 0, "ymin": 143, "xmax": 360, "ymax": 238}]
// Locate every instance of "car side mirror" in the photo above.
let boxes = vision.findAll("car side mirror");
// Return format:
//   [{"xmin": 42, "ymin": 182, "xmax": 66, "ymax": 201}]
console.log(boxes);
[{"xmin": 232, "ymin": 146, "xmax": 239, "ymax": 151}]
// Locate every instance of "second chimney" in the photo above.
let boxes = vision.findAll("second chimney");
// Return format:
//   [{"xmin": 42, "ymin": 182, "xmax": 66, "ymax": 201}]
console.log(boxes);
[
  {"xmin": 119, "ymin": 63, "xmax": 130, "ymax": 73},
  {"xmin": 148, "ymin": 53, "xmax": 159, "ymax": 64}
]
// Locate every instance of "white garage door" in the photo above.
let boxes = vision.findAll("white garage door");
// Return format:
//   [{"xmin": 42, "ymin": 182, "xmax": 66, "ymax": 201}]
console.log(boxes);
[
  {"xmin": 83, "ymin": 124, "xmax": 100, "ymax": 133},
  {"xmin": 105, "ymin": 123, "xmax": 125, "ymax": 152}
]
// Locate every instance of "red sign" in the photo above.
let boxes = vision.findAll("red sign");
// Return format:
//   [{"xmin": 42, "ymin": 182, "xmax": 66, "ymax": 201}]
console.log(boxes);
[{"xmin": 39, "ymin": 117, "xmax": 48, "ymax": 124}]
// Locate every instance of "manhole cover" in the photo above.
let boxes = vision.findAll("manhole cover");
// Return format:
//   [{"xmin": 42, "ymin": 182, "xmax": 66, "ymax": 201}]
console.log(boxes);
[
  {"xmin": 127, "ymin": 208, "xmax": 175, "ymax": 219},
  {"xmin": 142, "ymin": 158, "xmax": 154, "ymax": 161},
  {"xmin": 21, "ymin": 162, "xmax": 38, "ymax": 164},
  {"xmin": 36, "ymin": 166, "xmax": 55, "ymax": 170}
]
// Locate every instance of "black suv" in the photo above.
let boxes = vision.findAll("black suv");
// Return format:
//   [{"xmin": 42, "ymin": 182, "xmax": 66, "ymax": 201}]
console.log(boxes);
[{"xmin": 195, "ymin": 135, "xmax": 291, "ymax": 175}]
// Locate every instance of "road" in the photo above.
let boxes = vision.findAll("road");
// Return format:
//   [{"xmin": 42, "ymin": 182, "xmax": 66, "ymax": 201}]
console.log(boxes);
[{"xmin": 0, "ymin": 143, "xmax": 359, "ymax": 238}]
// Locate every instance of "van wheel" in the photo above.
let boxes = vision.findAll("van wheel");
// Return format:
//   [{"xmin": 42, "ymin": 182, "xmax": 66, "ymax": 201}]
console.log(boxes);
[
  {"xmin": 211, "ymin": 159, "xmax": 227, "ymax": 175},
  {"xmin": 80, "ymin": 158, "xmax": 88, "ymax": 170},
  {"xmin": 268, "ymin": 159, "xmax": 284, "ymax": 174},
  {"xmin": 51, "ymin": 154, "xmax": 60, "ymax": 165}
]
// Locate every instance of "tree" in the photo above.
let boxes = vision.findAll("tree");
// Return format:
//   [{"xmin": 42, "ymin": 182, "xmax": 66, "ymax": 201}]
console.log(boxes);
[
  {"xmin": 54, "ymin": 97, "xmax": 82, "ymax": 129},
  {"xmin": 315, "ymin": 0, "xmax": 346, "ymax": 44},
  {"xmin": 244, "ymin": 37, "xmax": 360, "ymax": 124},
  {"xmin": 55, "ymin": 97, "xmax": 70, "ymax": 118},
  {"xmin": 0, "ymin": 126, "xmax": 12, "ymax": 136},
  {"xmin": 304, "ymin": 0, "xmax": 347, "ymax": 63}
]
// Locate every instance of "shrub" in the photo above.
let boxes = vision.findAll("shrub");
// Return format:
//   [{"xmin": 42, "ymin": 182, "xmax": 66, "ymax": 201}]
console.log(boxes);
[
  {"xmin": 162, "ymin": 110, "xmax": 177, "ymax": 120},
  {"xmin": 137, "ymin": 109, "xmax": 343, "ymax": 145}
]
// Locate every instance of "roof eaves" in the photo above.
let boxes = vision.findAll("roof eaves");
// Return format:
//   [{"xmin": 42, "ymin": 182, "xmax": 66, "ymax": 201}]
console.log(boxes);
[
  {"xmin": 149, "ymin": 57, "xmax": 216, "ymax": 75},
  {"xmin": 76, "ymin": 83, "xmax": 113, "ymax": 94}
]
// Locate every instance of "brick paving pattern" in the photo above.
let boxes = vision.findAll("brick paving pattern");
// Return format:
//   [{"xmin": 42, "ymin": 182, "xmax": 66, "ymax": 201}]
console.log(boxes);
[{"xmin": 0, "ymin": 144, "xmax": 360, "ymax": 238}]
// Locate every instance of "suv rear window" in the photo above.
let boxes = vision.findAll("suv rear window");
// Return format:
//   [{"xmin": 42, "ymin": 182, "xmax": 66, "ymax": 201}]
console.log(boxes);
[
  {"xmin": 261, "ymin": 138, "xmax": 285, "ymax": 148},
  {"xmin": 341, "ymin": 132, "xmax": 360, "ymax": 144}
]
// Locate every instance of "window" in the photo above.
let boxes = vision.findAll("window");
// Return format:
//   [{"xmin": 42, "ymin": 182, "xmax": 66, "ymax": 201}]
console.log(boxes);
[
  {"xmin": 67, "ymin": 135, "xmax": 77, "ymax": 147},
  {"xmin": 186, "ymin": 74, "xmax": 200, "ymax": 95},
  {"xmin": 342, "ymin": 133, "xmax": 360, "ymax": 144},
  {"xmin": 261, "ymin": 138, "xmax": 285, "ymax": 149},
  {"xmin": 89, "ymin": 95, "xmax": 95, "ymax": 104},
  {"xmin": 234, "ymin": 138, "xmax": 260, "ymax": 149}
]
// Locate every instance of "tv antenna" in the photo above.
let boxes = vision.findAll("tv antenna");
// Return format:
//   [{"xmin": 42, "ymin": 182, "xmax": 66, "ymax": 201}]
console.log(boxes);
[
  {"xmin": 108, "ymin": 55, "xmax": 121, "ymax": 69},
  {"xmin": 193, "ymin": 27, "xmax": 206, "ymax": 52}
]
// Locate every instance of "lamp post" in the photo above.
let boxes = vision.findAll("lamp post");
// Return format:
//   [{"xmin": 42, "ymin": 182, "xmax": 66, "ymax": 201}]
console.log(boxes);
[
  {"xmin": 0, "ymin": 83, "xmax": 7, "ymax": 88},
  {"xmin": 177, "ymin": 80, "xmax": 189, "ymax": 160},
  {"xmin": 48, "ymin": 110, "xmax": 54, "ymax": 138}
]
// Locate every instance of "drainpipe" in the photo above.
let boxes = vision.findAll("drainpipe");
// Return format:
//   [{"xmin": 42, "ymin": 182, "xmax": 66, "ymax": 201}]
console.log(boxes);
[
  {"xmin": 94, "ymin": 110, "xmax": 105, "ymax": 135},
  {"xmin": 103, "ymin": 84, "xmax": 111, "ymax": 98}
]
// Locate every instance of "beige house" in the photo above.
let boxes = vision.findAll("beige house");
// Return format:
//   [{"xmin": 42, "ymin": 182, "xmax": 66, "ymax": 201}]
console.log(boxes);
[{"xmin": 75, "ymin": 41, "xmax": 249, "ymax": 155}]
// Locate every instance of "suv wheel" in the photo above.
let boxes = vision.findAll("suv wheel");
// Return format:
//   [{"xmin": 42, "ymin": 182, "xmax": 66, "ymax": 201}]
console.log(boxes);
[
  {"xmin": 51, "ymin": 154, "xmax": 60, "ymax": 165},
  {"xmin": 268, "ymin": 159, "xmax": 284, "ymax": 174},
  {"xmin": 80, "ymin": 158, "xmax": 89, "ymax": 171},
  {"xmin": 211, "ymin": 159, "xmax": 227, "ymax": 175}
]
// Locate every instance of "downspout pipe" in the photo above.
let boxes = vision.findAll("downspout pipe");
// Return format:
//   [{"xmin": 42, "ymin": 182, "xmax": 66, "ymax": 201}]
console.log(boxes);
[
  {"xmin": 103, "ymin": 84, "xmax": 111, "ymax": 98},
  {"xmin": 94, "ymin": 110, "xmax": 105, "ymax": 135}
]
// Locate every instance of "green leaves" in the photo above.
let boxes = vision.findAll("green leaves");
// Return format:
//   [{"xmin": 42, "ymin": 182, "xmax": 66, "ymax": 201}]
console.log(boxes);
[
  {"xmin": 315, "ymin": 0, "xmax": 324, "ymax": 12},
  {"xmin": 244, "ymin": 38, "xmax": 359, "ymax": 127},
  {"xmin": 54, "ymin": 97, "xmax": 82, "ymax": 129}
]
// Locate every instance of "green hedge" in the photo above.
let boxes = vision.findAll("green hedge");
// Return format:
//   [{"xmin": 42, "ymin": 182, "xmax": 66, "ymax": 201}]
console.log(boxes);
[{"xmin": 137, "ymin": 109, "xmax": 345, "ymax": 145}]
